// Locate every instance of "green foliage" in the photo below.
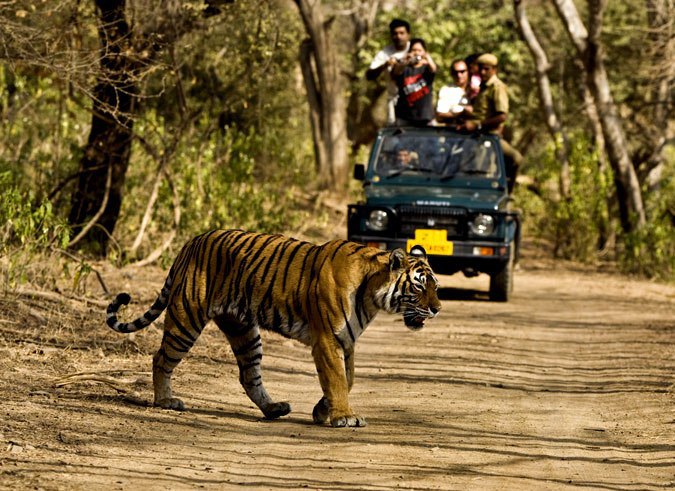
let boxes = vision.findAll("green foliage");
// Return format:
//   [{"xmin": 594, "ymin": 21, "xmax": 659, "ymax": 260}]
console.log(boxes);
[
  {"xmin": 0, "ymin": 171, "xmax": 71, "ymax": 286},
  {"xmin": 2, "ymin": 1, "xmax": 314, "ymax": 268},
  {"xmin": 517, "ymin": 134, "xmax": 674, "ymax": 282},
  {"xmin": 552, "ymin": 136, "xmax": 612, "ymax": 261},
  {"xmin": 0, "ymin": 0, "xmax": 671, "ymax": 283},
  {"xmin": 620, "ymin": 218, "xmax": 675, "ymax": 281},
  {"xmin": 515, "ymin": 133, "xmax": 611, "ymax": 261},
  {"xmin": 618, "ymin": 163, "xmax": 675, "ymax": 281},
  {"xmin": 0, "ymin": 66, "xmax": 89, "ymax": 212},
  {"xmin": 0, "ymin": 172, "xmax": 70, "ymax": 251},
  {"xmin": 172, "ymin": 124, "xmax": 311, "ymax": 235},
  {"xmin": 113, "ymin": 0, "xmax": 315, "ymax": 258}
]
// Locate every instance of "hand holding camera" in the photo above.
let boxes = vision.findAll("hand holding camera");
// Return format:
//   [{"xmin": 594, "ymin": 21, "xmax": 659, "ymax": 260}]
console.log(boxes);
[{"xmin": 406, "ymin": 54, "xmax": 423, "ymax": 65}]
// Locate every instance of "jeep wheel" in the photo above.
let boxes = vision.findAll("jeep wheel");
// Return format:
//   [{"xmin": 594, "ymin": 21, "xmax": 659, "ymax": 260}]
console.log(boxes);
[{"xmin": 489, "ymin": 246, "xmax": 514, "ymax": 302}]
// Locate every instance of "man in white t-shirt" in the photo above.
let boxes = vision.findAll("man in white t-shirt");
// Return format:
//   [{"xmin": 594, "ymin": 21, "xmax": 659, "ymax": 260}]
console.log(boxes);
[{"xmin": 366, "ymin": 19, "xmax": 411, "ymax": 125}]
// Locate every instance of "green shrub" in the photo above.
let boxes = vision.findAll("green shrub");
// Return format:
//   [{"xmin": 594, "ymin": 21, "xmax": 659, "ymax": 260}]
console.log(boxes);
[
  {"xmin": 0, "ymin": 171, "xmax": 71, "ymax": 287},
  {"xmin": 618, "ymin": 161, "xmax": 675, "ymax": 281},
  {"xmin": 517, "ymin": 133, "xmax": 611, "ymax": 261},
  {"xmin": 620, "ymin": 217, "xmax": 674, "ymax": 281},
  {"xmin": 118, "ymin": 114, "xmax": 314, "ymax": 266}
]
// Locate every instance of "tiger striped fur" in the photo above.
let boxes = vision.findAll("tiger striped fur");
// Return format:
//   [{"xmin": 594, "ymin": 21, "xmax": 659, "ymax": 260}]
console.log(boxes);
[{"xmin": 106, "ymin": 229, "xmax": 441, "ymax": 427}]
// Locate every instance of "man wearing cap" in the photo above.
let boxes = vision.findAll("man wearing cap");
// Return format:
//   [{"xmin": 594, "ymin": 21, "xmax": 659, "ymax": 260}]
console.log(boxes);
[{"xmin": 459, "ymin": 53, "xmax": 522, "ymax": 193}]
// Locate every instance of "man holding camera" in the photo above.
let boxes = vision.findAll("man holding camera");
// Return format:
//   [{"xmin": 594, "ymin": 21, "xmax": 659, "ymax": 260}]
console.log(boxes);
[
  {"xmin": 367, "ymin": 19, "xmax": 435, "ymax": 125},
  {"xmin": 390, "ymin": 38, "xmax": 437, "ymax": 126}
]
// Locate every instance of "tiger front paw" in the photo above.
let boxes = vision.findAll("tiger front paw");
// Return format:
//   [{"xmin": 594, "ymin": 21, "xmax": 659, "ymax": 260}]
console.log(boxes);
[
  {"xmin": 262, "ymin": 401, "xmax": 291, "ymax": 420},
  {"xmin": 154, "ymin": 397, "xmax": 186, "ymax": 411},
  {"xmin": 312, "ymin": 397, "xmax": 330, "ymax": 424},
  {"xmin": 330, "ymin": 414, "xmax": 367, "ymax": 428}
]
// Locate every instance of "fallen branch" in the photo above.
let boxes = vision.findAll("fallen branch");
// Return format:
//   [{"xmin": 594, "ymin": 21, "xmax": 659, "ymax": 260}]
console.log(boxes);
[
  {"xmin": 13, "ymin": 287, "xmax": 109, "ymax": 308},
  {"xmin": 54, "ymin": 373, "xmax": 146, "ymax": 392},
  {"xmin": 53, "ymin": 372, "xmax": 151, "ymax": 407}
]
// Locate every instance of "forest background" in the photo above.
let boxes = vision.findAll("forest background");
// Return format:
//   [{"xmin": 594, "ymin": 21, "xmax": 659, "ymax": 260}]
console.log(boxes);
[{"xmin": 0, "ymin": 0, "xmax": 673, "ymax": 290}]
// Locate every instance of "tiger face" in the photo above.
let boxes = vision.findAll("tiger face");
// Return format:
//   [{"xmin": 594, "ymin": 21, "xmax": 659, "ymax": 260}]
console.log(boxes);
[{"xmin": 380, "ymin": 246, "xmax": 441, "ymax": 330}]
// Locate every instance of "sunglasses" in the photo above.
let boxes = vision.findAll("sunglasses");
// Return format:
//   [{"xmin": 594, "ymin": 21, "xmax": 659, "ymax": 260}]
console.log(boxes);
[{"xmin": 452, "ymin": 69, "xmax": 467, "ymax": 74}]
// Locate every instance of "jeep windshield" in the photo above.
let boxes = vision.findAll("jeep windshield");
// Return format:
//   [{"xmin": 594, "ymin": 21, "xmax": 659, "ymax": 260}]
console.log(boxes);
[{"xmin": 372, "ymin": 131, "xmax": 501, "ymax": 181}]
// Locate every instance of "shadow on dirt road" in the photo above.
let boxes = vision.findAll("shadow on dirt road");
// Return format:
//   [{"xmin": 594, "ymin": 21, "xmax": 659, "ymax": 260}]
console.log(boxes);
[{"xmin": 1, "ymin": 261, "xmax": 674, "ymax": 490}]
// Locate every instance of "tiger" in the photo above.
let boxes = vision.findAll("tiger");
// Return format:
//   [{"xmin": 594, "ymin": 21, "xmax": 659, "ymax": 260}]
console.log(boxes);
[{"xmin": 106, "ymin": 229, "xmax": 441, "ymax": 427}]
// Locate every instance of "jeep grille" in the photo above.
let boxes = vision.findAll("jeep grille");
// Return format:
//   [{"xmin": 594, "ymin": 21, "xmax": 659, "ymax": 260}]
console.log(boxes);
[{"xmin": 397, "ymin": 205, "xmax": 467, "ymax": 238}]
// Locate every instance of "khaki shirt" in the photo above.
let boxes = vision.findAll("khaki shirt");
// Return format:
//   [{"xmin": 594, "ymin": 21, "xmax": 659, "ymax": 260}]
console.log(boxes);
[{"xmin": 472, "ymin": 74, "xmax": 509, "ymax": 134}]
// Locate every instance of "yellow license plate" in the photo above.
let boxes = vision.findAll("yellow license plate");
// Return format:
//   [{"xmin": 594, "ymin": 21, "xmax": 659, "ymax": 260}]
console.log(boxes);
[{"xmin": 407, "ymin": 229, "xmax": 453, "ymax": 256}]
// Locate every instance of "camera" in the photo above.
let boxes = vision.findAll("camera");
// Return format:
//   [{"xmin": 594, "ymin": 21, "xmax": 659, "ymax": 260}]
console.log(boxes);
[{"xmin": 408, "ymin": 55, "xmax": 422, "ymax": 65}]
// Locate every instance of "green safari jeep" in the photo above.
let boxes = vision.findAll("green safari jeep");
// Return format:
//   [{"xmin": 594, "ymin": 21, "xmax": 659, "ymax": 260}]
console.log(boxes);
[{"xmin": 348, "ymin": 126, "xmax": 520, "ymax": 301}]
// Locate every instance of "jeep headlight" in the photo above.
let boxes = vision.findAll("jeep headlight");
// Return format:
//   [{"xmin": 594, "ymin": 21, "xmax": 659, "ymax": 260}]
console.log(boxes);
[
  {"xmin": 366, "ymin": 210, "xmax": 389, "ymax": 231},
  {"xmin": 469, "ymin": 214, "xmax": 495, "ymax": 236}
]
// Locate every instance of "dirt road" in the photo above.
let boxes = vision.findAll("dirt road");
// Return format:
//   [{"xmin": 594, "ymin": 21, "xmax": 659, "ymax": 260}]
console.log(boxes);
[{"xmin": 1, "ymin": 255, "xmax": 674, "ymax": 490}]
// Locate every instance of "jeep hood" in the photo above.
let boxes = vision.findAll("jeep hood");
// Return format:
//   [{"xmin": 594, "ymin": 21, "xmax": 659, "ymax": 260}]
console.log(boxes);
[{"xmin": 365, "ymin": 184, "xmax": 506, "ymax": 209}]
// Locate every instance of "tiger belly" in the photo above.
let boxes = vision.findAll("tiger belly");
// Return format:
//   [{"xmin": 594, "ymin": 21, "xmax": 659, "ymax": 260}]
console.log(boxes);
[{"xmin": 213, "ymin": 302, "xmax": 312, "ymax": 346}]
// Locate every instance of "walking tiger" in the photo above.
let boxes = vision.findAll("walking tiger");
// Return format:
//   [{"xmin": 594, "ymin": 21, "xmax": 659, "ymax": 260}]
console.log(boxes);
[{"xmin": 106, "ymin": 230, "xmax": 441, "ymax": 427}]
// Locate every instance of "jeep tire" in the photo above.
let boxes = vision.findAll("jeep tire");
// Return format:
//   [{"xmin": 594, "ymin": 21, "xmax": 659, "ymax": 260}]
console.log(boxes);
[{"xmin": 489, "ymin": 246, "xmax": 514, "ymax": 302}]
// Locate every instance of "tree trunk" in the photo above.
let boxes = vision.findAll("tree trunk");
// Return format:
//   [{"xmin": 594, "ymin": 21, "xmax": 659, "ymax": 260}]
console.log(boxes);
[
  {"xmin": 551, "ymin": 0, "xmax": 646, "ymax": 232},
  {"xmin": 294, "ymin": 0, "xmax": 350, "ymax": 190},
  {"xmin": 346, "ymin": 0, "xmax": 382, "ymax": 153},
  {"xmin": 514, "ymin": 0, "xmax": 570, "ymax": 199},
  {"xmin": 68, "ymin": 0, "xmax": 137, "ymax": 254},
  {"xmin": 642, "ymin": 0, "xmax": 674, "ymax": 191}
]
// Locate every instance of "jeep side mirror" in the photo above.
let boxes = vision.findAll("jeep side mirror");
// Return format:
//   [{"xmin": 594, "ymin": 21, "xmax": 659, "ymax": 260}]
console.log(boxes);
[{"xmin": 353, "ymin": 163, "xmax": 365, "ymax": 181}]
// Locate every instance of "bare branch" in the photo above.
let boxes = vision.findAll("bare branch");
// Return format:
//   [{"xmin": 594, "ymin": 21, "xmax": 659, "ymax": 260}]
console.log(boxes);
[{"xmin": 127, "ymin": 168, "xmax": 181, "ymax": 268}]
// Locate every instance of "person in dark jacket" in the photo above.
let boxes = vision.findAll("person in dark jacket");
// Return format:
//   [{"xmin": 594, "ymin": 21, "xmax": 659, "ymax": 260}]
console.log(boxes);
[{"xmin": 391, "ymin": 38, "xmax": 437, "ymax": 126}]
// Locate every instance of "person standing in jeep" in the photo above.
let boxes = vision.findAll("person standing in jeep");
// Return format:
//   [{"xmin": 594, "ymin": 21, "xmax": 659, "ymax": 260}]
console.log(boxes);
[
  {"xmin": 391, "ymin": 38, "xmax": 437, "ymax": 126},
  {"xmin": 365, "ymin": 19, "xmax": 412, "ymax": 125},
  {"xmin": 436, "ymin": 59, "xmax": 472, "ymax": 125},
  {"xmin": 458, "ymin": 53, "xmax": 522, "ymax": 193}
]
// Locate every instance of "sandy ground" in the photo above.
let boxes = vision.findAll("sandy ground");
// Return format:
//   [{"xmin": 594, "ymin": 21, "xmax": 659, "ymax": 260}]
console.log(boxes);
[{"xmin": 0, "ymin": 250, "xmax": 674, "ymax": 490}]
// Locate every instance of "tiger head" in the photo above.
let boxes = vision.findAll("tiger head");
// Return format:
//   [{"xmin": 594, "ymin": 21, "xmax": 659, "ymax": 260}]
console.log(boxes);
[{"xmin": 379, "ymin": 246, "xmax": 441, "ymax": 330}]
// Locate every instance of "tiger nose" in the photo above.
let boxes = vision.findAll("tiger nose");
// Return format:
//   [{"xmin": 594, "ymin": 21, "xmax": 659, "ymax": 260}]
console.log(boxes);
[{"xmin": 430, "ymin": 304, "xmax": 441, "ymax": 316}]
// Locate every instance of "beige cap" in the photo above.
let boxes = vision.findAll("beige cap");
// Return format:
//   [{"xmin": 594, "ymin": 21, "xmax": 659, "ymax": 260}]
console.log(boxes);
[{"xmin": 476, "ymin": 53, "xmax": 498, "ymax": 67}]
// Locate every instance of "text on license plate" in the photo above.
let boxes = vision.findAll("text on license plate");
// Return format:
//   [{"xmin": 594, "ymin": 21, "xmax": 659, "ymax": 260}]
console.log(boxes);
[{"xmin": 406, "ymin": 229, "xmax": 453, "ymax": 256}]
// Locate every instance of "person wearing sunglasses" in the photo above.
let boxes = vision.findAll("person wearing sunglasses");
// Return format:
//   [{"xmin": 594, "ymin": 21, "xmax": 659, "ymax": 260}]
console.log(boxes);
[{"xmin": 435, "ymin": 59, "xmax": 473, "ymax": 125}]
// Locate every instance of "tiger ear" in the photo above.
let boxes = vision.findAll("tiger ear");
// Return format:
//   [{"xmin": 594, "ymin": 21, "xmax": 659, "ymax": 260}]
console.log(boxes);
[
  {"xmin": 409, "ymin": 245, "xmax": 427, "ymax": 259},
  {"xmin": 389, "ymin": 248, "xmax": 409, "ymax": 272}
]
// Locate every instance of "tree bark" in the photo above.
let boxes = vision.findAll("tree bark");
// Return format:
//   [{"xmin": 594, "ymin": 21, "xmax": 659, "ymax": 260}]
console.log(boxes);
[
  {"xmin": 514, "ymin": 0, "xmax": 570, "ymax": 199},
  {"xmin": 67, "ymin": 0, "xmax": 137, "ymax": 254},
  {"xmin": 294, "ymin": 0, "xmax": 350, "ymax": 190},
  {"xmin": 345, "ymin": 0, "xmax": 382, "ymax": 153},
  {"xmin": 642, "ymin": 0, "xmax": 674, "ymax": 191},
  {"xmin": 551, "ymin": 0, "xmax": 646, "ymax": 232}
]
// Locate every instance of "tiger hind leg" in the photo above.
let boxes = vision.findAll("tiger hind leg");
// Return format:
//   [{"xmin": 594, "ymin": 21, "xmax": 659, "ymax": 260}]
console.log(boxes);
[
  {"xmin": 153, "ymin": 307, "xmax": 205, "ymax": 411},
  {"xmin": 214, "ymin": 315, "xmax": 291, "ymax": 419}
]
